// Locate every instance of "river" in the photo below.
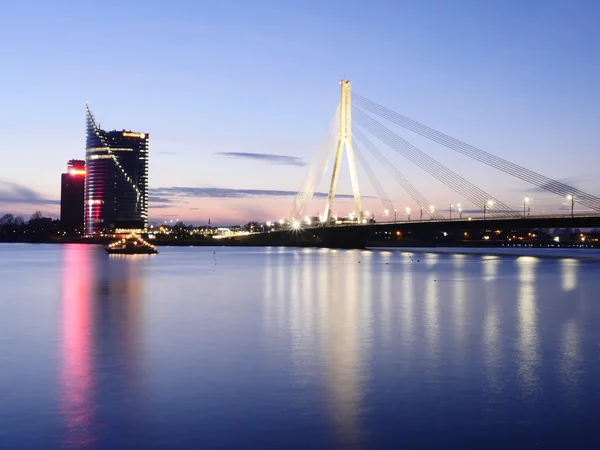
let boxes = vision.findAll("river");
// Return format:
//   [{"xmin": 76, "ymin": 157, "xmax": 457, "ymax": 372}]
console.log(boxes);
[{"xmin": 1, "ymin": 244, "xmax": 599, "ymax": 449}]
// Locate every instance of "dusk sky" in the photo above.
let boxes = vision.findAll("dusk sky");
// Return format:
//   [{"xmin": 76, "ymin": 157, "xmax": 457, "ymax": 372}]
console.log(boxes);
[{"xmin": 1, "ymin": 0, "xmax": 599, "ymax": 225}]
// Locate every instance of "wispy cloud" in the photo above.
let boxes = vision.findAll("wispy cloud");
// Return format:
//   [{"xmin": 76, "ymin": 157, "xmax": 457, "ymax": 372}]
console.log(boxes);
[
  {"xmin": 0, "ymin": 180, "xmax": 59, "ymax": 205},
  {"xmin": 149, "ymin": 195, "xmax": 174, "ymax": 203},
  {"xmin": 150, "ymin": 186, "xmax": 370, "ymax": 199},
  {"xmin": 217, "ymin": 152, "xmax": 306, "ymax": 167}
]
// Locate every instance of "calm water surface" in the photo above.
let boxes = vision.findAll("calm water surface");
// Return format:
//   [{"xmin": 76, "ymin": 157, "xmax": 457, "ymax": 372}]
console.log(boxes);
[{"xmin": 1, "ymin": 244, "xmax": 599, "ymax": 449}]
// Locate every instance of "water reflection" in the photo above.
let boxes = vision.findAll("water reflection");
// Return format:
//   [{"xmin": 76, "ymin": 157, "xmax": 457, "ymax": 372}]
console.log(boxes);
[
  {"xmin": 482, "ymin": 256, "xmax": 499, "ymax": 282},
  {"xmin": 59, "ymin": 246, "xmax": 145, "ymax": 448},
  {"xmin": 34, "ymin": 245, "xmax": 600, "ymax": 448},
  {"xmin": 326, "ymin": 251, "xmax": 362, "ymax": 446},
  {"xmin": 263, "ymin": 249, "xmax": 365, "ymax": 447},
  {"xmin": 516, "ymin": 257, "xmax": 540, "ymax": 397},
  {"xmin": 561, "ymin": 259, "xmax": 579, "ymax": 292},
  {"xmin": 59, "ymin": 245, "xmax": 96, "ymax": 448}
]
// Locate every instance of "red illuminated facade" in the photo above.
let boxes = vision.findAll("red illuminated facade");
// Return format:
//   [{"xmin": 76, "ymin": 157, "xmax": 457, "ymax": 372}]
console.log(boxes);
[{"xmin": 60, "ymin": 160, "xmax": 86, "ymax": 234}]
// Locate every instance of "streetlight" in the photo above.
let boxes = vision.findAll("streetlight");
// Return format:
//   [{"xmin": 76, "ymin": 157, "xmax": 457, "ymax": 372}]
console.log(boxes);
[
  {"xmin": 384, "ymin": 209, "xmax": 389, "ymax": 222},
  {"xmin": 406, "ymin": 207, "xmax": 411, "ymax": 221},
  {"xmin": 420, "ymin": 205, "xmax": 424, "ymax": 220},
  {"xmin": 523, "ymin": 196, "xmax": 530, "ymax": 217},
  {"xmin": 394, "ymin": 209, "xmax": 397, "ymax": 222},
  {"xmin": 449, "ymin": 204, "xmax": 453, "ymax": 220},
  {"xmin": 458, "ymin": 203, "xmax": 462, "ymax": 219},
  {"xmin": 567, "ymin": 195, "xmax": 575, "ymax": 218},
  {"xmin": 429, "ymin": 205, "xmax": 435, "ymax": 219},
  {"xmin": 484, "ymin": 200, "xmax": 493, "ymax": 219}
]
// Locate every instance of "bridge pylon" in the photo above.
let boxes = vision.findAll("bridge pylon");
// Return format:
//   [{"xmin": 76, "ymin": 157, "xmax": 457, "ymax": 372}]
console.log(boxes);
[{"xmin": 323, "ymin": 80, "xmax": 363, "ymax": 224}]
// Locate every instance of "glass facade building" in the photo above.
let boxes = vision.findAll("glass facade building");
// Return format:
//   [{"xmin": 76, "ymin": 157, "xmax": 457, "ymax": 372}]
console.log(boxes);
[{"xmin": 85, "ymin": 105, "xmax": 149, "ymax": 234}]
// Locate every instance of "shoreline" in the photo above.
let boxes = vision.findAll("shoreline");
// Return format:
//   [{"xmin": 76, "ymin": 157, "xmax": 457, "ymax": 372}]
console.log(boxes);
[{"xmin": 2, "ymin": 241, "xmax": 600, "ymax": 260}]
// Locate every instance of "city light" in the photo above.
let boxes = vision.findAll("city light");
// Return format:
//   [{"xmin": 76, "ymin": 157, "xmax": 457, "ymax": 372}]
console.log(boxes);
[
  {"xmin": 292, "ymin": 220, "xmax": 301, "ymax": 230},
  {"xmin": 69, "ymin": 169, "xmax": 86, "ymax": 176}
]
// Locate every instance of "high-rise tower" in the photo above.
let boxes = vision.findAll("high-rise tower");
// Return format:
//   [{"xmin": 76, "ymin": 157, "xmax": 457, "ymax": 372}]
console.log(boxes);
[{"xmin": 84, "ymin": 104, "xmax": 149, "ymax": 235}]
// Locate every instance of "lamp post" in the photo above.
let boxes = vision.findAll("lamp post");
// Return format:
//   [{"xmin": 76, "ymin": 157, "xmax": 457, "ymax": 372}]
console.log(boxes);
[
  {"xmin": 384, "ymin": 209, "xmax": 389, "ymax": 222},
  {"xmin": 449, "ymin": 204, "xmax": 453, "ymax": 220},
  {"xmin": 420, "ymin": 206, "xmax": 424, "ymax": 220},
  {"xmin": 567, "ymin": 195, "xmax": 574, "ymax": 218},
  {"xmin": 458, "ymin": 203, "xmax": 462, "ymax": 219},
  {"xmin": 524, "ymin": 196, "xmax": 530, "ymax": 217},
  {"xmin": 394, "ymin": 209, "xmax": 397, "ymax": 222},
  {"xmin": 406, "ymin": 207, "xmax": 411, "ymax": 221},
  {"xmin": 429, "ymin": 205, "xmax": 435, "ymax": 219}
]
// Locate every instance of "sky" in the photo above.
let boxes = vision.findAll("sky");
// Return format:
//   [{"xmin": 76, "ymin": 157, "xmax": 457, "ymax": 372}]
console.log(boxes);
[{"xmin": 1, "ymin": 0, "xmax": 599, "ymax": 225}]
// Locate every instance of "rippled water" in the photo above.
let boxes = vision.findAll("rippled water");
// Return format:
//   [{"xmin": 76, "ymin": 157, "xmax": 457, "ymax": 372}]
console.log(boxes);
[{"xmin": 1, "ymin": 244, "xmax": 599, "ymax": 449}]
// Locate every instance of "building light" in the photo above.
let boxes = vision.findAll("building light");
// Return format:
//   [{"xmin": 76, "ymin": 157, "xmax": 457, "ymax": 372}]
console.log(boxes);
[
  {"xmin": 69, "ymin": 169, "xmax": 86, "ymax": 176},
  {"xmin": 122, "ymin": 132, "xmax": 146, "ymax": 138}
]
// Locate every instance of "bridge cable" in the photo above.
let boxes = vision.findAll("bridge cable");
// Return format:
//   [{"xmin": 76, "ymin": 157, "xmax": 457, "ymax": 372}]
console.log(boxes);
[
  {"xmin": 352, "ymin": 139, "xmax": 396, "ymax": 216},
  {"xmin": 354, "ymin": 112, "xmax": 511, "ymax": 218},
  {"xmin": 354, "ymin": 93, "xmax": 600, "ymax": 212},
  {"xmin": 353, "ymin": 108, "xmax": 516, "ymax": 217},
  {"xmin": 353, "ymin": 128, "xmax": 444, "ymax": 219},
  {"xmin": 290, "ymin": 106, "xmax": 339, "ymax": 219}
]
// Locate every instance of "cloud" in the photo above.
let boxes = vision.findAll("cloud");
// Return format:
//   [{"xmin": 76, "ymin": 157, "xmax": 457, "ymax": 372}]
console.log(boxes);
[
  {"xmin": 217, "ymin": 152, "xmax": 307, "ymax": 167},
  {"xmin": 150, "ymin": 186, "xmax": 370, "ymax": 199},
  {"xmin": 0, "ymin": 180, "xmax": 60, "ymax": 205},
  {"xmin": 149, "ymin": 195, "xmax": 174, "ymax": 203}
]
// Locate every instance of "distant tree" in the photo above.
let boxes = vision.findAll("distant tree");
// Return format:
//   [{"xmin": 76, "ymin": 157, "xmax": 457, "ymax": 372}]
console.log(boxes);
[
  {"xmin": 30, "ymin": 211, "xmax": 44, "ymax": 222},
  {"xmin": 0, "ymin": 214, "xmax": 15, "ymax": 225},
  {"xmin": 14, "ymin": 216, "xmax": 24, "ymax": 226}
]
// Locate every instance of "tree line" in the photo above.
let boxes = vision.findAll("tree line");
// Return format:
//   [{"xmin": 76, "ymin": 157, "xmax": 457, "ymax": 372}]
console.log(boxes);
[{"xmin": 0, "ymin": 212, "xmax": 58, "ymax": 242}]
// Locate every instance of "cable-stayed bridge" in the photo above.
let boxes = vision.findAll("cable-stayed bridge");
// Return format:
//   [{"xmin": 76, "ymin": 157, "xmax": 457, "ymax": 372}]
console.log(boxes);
[{"xmin": 269, "ymin": 80, "xmax": 600, "ymax": 247}]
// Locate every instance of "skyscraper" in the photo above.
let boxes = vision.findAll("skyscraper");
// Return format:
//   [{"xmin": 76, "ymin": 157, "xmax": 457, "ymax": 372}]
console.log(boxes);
[
  {"xmin": 85, "ymin": 104, "xmax": 149, "ymax": 235},
  {"xmin": 60, "ymin": 159, "xmax": 85, "ymax": 234}
]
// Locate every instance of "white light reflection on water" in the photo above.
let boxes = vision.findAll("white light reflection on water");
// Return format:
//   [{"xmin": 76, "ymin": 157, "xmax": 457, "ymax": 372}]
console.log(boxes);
[
  {"xmin": 516, "ymin": 256, "xmax": 540, "ymax": 399},
  {"xmin": 561, "ymin": 258, "xmax": 579, "ymax": 292},
  {"xmin": 482, "ymin": 255, "xmax": 500, "ymax": 282},
  {"xmin": 380, "ymin": 252, "xmax": 393, "ymax": 345},
  {"xmin": 452, "ymin": 254, "xmax": 467, "ymax": 367},
  {"xmin": 323, "ymin": 250, "xmax": 364, "ymax": 447},
  {"xmin": 425, "ymin": 269, "xmax": 440, "ymax": 372},
  {"xmin": 401, "ymin": 253, "xmax": 414, "ymax": 353},
  {"xmin": 559, "ymin": 318, "xmax": 582, "ymax": 408}
]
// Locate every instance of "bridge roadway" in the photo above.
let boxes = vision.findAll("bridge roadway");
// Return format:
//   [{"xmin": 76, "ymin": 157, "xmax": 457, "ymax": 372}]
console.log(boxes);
[{"xmin": 252, "ymin": 214, "xmax": 600, "ymax": 249}]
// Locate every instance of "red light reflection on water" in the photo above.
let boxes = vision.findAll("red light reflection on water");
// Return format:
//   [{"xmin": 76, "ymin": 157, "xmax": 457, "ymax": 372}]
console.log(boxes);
[{"xmin": 59, "ymin": 245, "xmax": 96, "ymax": 448}]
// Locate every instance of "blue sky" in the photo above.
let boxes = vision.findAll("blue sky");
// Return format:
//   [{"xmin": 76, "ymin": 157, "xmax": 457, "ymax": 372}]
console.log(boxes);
[{"xmin": 1, "ymin": 0, "xmax": 599, "ymax": 224}]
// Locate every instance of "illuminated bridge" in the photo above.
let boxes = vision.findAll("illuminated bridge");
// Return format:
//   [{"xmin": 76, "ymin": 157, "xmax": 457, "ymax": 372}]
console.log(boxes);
[{"xmin": 258, "ymin": 80, "xmax": 600, "ymax": 248}]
